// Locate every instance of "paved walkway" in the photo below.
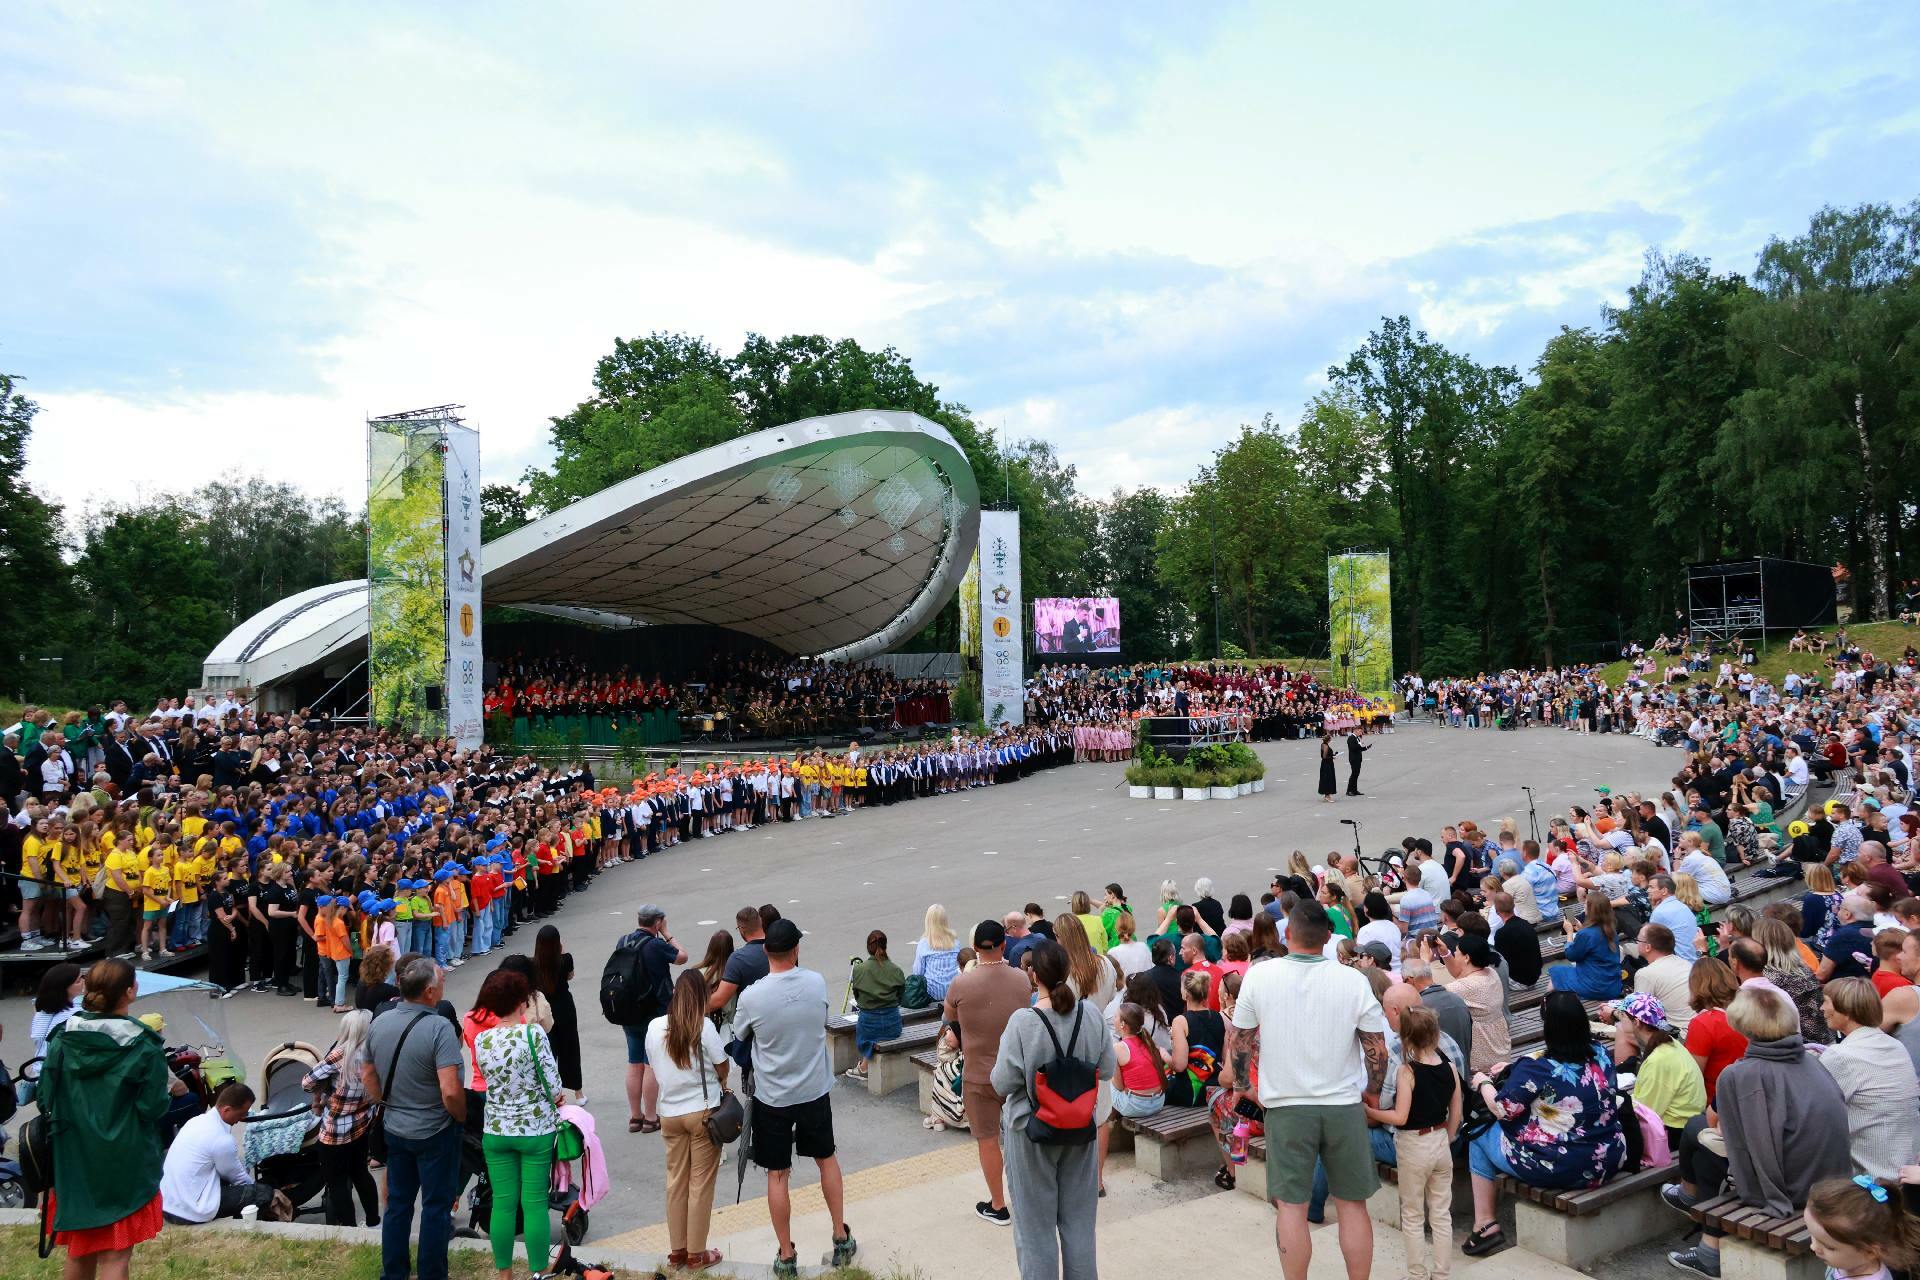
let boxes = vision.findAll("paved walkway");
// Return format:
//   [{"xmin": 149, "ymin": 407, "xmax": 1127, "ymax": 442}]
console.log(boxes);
[{"xmin": 598, "ymin": 1145, "xmax": 1595, "ymax": 1280}]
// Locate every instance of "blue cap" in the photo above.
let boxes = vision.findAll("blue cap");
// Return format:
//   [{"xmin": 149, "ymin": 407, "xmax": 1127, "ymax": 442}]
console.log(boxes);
[
  {"xmin": 315, "ymin": 895, "xmax": 334, "ymax": 907},
  {"xmin": 377, "ymin": 899, "xmax": 395, "ymax": 913},
  {"xmin": 433, "ymin": 869, "xmax": 452, "ymax": 882},
  {"xmin": 486, "ymin": 834, "xmax": 509, "ymax": 851}
]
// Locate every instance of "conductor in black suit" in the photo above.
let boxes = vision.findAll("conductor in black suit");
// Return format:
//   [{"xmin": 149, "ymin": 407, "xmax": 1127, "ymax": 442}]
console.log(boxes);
[
  {"xmin": 1345, "ymin": 731, "xmax": 1370, "ymax": 796},
  {"xmin": 1061, "ymin": 604, "xmax": 1094, "ymax": 653}
]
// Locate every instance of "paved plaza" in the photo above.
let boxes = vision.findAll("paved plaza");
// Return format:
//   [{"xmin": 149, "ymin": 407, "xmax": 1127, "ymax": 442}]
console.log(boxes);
[{"xmin": 1, "ymin": 724, "xmax": 1678, "ymax": 1255}]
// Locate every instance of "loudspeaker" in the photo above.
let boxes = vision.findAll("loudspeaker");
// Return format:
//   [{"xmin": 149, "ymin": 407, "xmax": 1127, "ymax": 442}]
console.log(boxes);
[{"xmin": 425, "ymin": 685, "xmax": 443, "ymax": 712}]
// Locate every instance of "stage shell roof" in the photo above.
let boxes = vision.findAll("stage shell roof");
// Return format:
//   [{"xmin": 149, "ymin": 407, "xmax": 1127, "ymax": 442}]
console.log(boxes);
[{"xmin": 201, "ymin": 410, "xmax": 981, "ymax": 691}]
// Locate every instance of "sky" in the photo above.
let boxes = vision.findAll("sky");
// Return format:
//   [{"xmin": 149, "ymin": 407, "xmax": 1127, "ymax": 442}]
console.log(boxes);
[{"xmin": 6, "ymin": 2, "xmax": 1920, "ymax": 514}]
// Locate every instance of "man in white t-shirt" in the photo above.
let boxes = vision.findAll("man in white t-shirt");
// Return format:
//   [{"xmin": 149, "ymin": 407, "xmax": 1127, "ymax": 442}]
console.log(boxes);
[{"xmin": 1223, "ymin": 901, "xmax": 1387, "ymax": 1280}]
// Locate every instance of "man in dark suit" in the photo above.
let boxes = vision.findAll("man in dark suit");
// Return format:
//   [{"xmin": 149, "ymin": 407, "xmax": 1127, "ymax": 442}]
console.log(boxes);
[
  {"xmin": 1345, "ymin": 731, "xmax": 1370, "ymax": 796},
  {"xmin": 0, "ymin": 732, "xmax": 22, "ymax": 813},
  {"xmin": 102, "ymin": 727, "xmax": 136, "ymax": 791}
]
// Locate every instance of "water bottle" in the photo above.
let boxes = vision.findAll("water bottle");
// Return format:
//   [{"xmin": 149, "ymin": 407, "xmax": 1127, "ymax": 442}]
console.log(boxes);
[{"xmin": 1229, "ymin": 1119, "xmax": 1250, "ymax": 1166}]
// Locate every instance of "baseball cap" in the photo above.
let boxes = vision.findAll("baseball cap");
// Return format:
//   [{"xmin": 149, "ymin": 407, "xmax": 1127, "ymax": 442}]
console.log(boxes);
[
  {"xmin": 973, "ymin": 919, "xmax": 1007, "ymax": 949},
  {"xmin": 315, "ymin": 895, "xmax": 334, "ymax": 907},
  {"xmin": 1357, "ymin": 940, "xmax": 1394, "ymax": 967},
  {"xmin": 1788, "ymin": 821, "xmax": 1811, "ymax": 838},
  {"xmin": 764, "ymin": 919, "xmax": 803, "ymax": 955}
]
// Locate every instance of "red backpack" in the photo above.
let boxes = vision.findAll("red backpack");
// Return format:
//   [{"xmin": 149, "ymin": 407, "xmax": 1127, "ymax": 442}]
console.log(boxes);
[{"xmin": 1026, "ymin": 1004, "xmax": 1099, "ymax": 1145}]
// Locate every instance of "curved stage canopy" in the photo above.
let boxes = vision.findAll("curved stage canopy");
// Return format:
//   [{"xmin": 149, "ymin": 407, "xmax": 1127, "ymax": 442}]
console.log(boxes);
[{"xmin": 202, "ymin": 410, "xmax": 982, "ymax": 694}]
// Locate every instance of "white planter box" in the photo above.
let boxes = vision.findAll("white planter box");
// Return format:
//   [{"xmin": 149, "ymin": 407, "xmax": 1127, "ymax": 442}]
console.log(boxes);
[
  {"xmin": 1237, "ymin": 782, "xmax": 1252, "ymax": 796},
  {"xmin": 1152, "ymin": 786, "xmax": 1178, "ymax": 800},
  {"xmin": 1183, "ymin": 787, "xmax": 1210, "ymax": 802},
  {"xmin": 1252, "ymin": 779, "xmax": 1265, "ymax": 793},
  {"xmin": 1210, "ymin": 785, "xmax": 1237, "ymax": 800},
  {"xmin": 1128, "ymin": 785, "xmax": 1151, "ymax": 799}
]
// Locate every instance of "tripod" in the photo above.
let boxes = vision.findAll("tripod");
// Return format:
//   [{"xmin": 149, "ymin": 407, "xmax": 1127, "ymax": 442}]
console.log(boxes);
[{"xmin": 1522, "ymin": 786, "xmax": 1541, "ymax": 846}]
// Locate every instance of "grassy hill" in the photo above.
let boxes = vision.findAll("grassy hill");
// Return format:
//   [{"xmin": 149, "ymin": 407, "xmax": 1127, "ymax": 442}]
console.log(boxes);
[{"xmin": 1594, "ymin": 620, "xmax": 1920, "ymax": 690}]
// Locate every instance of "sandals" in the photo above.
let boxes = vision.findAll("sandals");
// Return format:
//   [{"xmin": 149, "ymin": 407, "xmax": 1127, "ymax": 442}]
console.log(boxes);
[
  {"xmin": 1214, "ymin": 1164, "xmax": 1237, "ymax": 1191},
  {"xmin": 1462, "ymin": 1223, "xmax": 1509, "ymax": 1257},
  {"xmin": 628, "ymin": 1117, "xmax": 644, "ymax": 1133},
  {"xmin": 638, "ymin": 1117, "xmax": 662, "ymax": 1134},
  {"xmin": 685, "ymin": 1249, "xmax": 723, "ymax": 1272}
]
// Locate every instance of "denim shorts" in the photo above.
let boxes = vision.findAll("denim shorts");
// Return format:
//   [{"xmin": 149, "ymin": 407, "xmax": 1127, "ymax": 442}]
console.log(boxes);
[
  {"xmin": 1468, "ymin": 1125, "xmax": 1514, "ymax": 1179},
  {"xmin": 623, "ymin": 1024, "xmax": 650, "ymax": 1065},
  {"xmin": 1112, "ymin": 1089, "xmax": 1165, "ymax": 1120}
]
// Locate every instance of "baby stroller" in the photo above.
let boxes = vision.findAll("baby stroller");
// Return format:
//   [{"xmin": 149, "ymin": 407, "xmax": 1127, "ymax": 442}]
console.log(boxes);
[
  {"xmin": 247, "ymin": 1041, "xmax": 326, "ymax": 1218},
  {"xmin": 462, "ymin": 1121, "xmax": 592, "ymax": 1247}
]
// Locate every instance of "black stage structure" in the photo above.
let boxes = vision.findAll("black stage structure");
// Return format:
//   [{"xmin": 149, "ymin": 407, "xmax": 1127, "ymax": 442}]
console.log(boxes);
[{"xmin": 1685, "ymin": 557, "xmax": 1836, "ymax": 647}]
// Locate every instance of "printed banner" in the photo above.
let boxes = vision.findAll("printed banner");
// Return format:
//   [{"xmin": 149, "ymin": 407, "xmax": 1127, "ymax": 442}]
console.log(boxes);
[
  {"xmin": 1328, "ymin": 551, "xmax": 1393, "ymax": 696},
  {"xmin": 978, "ymin": 510, "xmax": 1024, "ymax": 725},
  {"xmin": 958, "ymin": 545, "xmax": 982, "ymax": 659},
  {"xmin": 444, "ymin": 422, "xmax": 484, "ymax": 750},
  {"xmin": 368, "ymin": 417, "xmax": 449, "ymax": 737}
]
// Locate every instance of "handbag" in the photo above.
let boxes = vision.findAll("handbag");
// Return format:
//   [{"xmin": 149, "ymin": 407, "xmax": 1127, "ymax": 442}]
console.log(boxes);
[
  {"xmin": 367, "ymin": 1007, "xmax": 428, "ymax": 1163},
  {"xmin": 699, "ymin": 1062, "xmax": 743, "ymax": 1146},
  {"xmin": 528, "ymin": 1026, "xmax": 586, "ymax": 1160},
  {"xmin": 901, "ymin": 974, "xmax": 931, "ymax": 1009}
]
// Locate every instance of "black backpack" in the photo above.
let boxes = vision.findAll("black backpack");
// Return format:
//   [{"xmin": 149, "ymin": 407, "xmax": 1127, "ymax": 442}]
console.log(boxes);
[
  {"xmin": 600, "ymin": 935, "xmax": 670, "ymax": 1026},
  {"xmin": 1024, "ymin": 1005, "xmax": 1099, "ymax": 1146}
]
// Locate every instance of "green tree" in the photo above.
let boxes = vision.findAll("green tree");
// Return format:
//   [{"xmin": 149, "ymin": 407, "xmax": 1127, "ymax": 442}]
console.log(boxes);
[
  {"xmin": 196, "ymin": 477, "xmax": 363, "ymax": 625},
  {"xmin": 1604, "ymin": 252, "xmax": 1756, "ymax": 627},
  {"xmin": 1294, "ymin": 388, "xmax": 1398, "ymax": 553},
  {"xmin": 0, "ymin": 373, "xmax": 70, "ymax": 699},
  {"xmin": 1499, "ymin": 327, "xmax": 1617, "ymax": 664},
  {"xmin": 481, "ymin": 483, "xmax": 531, "ymax": 542},
  {"xmin": 1721, "ymin": 201, "xmax": 1920, "ymax": 618},
  {"xmin": 1330, "ymin": 318, "xmax": 1518, "ymax": 671},
  {"xmin": 1156, "ymin": 419, "xmax": 1324, "ymax": 658},
  {"xmin": 65, "ymin": 505, "xmax": 228, "ymax": 706},
  {"xmin": 1091, "ymin": 487, "xmax": 1185, "ymax": 660}
]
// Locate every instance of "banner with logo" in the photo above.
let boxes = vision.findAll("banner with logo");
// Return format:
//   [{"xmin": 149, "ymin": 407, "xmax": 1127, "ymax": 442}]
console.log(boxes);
[
  {"xmin": 444, "ymin": 421, "xmax": 484, "ymax": 750},
  {"xmin": 1328, "ymin": 551, "xmax": 1393, "ymax": 696},
  {"xmin": 368, "ymin": 416, "xmax": 450, "ymax": 737},
  {"xmin": 978, "ymin": 510, "xmax": 1024, "ymax": 725}
]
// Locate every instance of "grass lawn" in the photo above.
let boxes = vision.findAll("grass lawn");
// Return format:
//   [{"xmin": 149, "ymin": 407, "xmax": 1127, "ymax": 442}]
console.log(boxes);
[
  {"xmin": 0, "ymin": 1225, "xmax": 900, "ymax": 1280},
  {"xmin": 1594, "ymin": 619, "xmax": 1920, "ymax": 690}
]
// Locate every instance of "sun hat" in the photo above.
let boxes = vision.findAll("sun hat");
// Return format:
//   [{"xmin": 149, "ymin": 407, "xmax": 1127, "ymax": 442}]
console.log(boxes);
[{"xmin": 1618, "ymin": 991, "xmax": 1671, "ymax": 1032}]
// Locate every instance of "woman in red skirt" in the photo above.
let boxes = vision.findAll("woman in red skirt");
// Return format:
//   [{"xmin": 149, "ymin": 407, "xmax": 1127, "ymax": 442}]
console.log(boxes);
[{"xmin": 39, "ymin": 958, "xmax": 184, "ymax": 1280}]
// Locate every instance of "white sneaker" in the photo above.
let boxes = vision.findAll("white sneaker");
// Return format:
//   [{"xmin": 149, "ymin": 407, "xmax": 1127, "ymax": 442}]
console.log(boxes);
[{"xmin": 19, "ymin": 936, "xmax": 48, "ymax": 951}]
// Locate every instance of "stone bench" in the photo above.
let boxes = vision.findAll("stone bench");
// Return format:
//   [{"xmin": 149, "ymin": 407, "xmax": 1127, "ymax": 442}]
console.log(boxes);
[
  {"xmin": 1117, "ymin": 1103, "xmax": 1217, "ymax": 1180},
  {"xmin": 1495, "ymin": 1161, "xmax": 1675, "ymax": 1267},
  {"xmin": 849, "ymin": 1020, "xmax": 944, "ymax": 1097},
  {"xmin": 1688, "ymin": 1192, "xmax": 1818, "ymax": 1280},
  {"xmin": 825, "ymin": 1002, "xmax": 942, "ymax": 1074}
]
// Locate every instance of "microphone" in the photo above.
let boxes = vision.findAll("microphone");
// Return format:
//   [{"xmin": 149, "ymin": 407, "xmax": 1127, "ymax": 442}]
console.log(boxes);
[{"xmin": 1339, "ymin": 819, "xmax": 1357, "ymax": 826}]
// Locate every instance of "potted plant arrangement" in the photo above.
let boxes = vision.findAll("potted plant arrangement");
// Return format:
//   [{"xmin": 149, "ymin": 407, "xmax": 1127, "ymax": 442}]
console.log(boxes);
[
  {"xmin": 1125, "ymin": 742, "xmax": 1266, "ymax": 800},
  {"xmin": 1125, "ymin": 745, "xmax": 1174, "ymax": 800},
  {"xmin": 1179, "ymin": 764, "xmax": 1211, "ymax": 801}
]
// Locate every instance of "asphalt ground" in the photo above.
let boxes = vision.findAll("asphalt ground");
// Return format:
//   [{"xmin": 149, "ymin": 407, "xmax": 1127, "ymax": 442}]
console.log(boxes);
[{"xmin": 0, "ymin": 722, "xmax": 1679, "ymax": 1240}]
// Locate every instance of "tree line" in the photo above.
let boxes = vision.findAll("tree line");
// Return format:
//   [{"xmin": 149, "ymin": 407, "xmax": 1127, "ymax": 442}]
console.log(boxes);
[{"xmin": 4, "ymin": 197, "xmax": 1915, "ymax": 706}]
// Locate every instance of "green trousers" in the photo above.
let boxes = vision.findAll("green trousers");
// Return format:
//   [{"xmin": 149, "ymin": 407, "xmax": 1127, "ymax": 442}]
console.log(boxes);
[{"xmin": 482, "ymin": 1130, "xmax": 554, "ymax": 1270}]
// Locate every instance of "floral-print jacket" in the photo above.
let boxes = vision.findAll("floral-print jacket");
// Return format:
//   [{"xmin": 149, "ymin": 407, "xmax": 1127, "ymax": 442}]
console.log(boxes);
[{"xmin": 1489, "ymin": 1048, "xmax": 1629, "ymax": 1190}]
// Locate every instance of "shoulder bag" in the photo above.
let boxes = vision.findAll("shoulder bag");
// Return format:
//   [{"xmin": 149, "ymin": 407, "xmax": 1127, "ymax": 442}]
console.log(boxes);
[
  {"xmin": 367, "ymin": 1007, "xmax": 428, "ymax": 1163},
  {"xmin": 699, "ymin": 1047, "xmax": 744, "ymax": 1146},
  {"xmin": 528, "ymin": 1025, "xmax": 585, "ymax": 1160}
]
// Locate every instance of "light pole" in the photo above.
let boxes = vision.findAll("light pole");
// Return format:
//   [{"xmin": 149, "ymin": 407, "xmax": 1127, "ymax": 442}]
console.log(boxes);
[{"xmin": 1205, "ymin": 467, "xmax": 1221, "ymax": 659}]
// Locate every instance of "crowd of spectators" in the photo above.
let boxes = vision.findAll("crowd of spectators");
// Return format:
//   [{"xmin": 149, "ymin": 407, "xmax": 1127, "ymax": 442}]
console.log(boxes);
[{"xmin": 484, "ymin": 653, "xmax": 952, "ymax": 744}]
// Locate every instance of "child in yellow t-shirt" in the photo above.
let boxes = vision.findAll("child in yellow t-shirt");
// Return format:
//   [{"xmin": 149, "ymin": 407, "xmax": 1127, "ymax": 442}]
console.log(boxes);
[
  {"xmin": 173, "ymin": 851, "xmax": 206, "ymax": 952},
  {"xmin": 18, "ymin": 820, "xmax": 49, "ymax": 948},
  {"xmin": 139, "ymin": 844, "xmax": 173, "ymax": 960},
  {"xmin": 180, "ymin": 804, "xmax": 207, "ymax": 843}
]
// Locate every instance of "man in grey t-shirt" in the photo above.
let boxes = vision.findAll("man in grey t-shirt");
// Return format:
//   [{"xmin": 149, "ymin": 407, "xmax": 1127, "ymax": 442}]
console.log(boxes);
[
  {"xmin": 363, "ymin": 958, "xmax": 466, "ymax": 1280},
  {"xmin": 734, "ymin": 920, "xmax": 855, "ymax": 1273}
]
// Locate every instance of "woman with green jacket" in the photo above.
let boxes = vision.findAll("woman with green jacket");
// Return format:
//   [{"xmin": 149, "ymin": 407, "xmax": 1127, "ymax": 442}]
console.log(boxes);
[{"xmin": 40, "ymin": 958, "xmax": 185, "ymax": 1280}]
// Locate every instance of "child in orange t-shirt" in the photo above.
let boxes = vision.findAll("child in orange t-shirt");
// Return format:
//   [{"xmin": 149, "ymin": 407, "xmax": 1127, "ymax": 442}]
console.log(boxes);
[
  {"xmin": 432, "ymin": 872, "xmax": 463, "ymax": 968},
  {"xmin": 314, "ymin": 896, "xmax": 353, "ymax": 1011}
]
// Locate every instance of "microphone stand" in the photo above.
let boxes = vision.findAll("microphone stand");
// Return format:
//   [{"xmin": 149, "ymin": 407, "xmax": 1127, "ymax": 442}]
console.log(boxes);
[{"xmin": 1522, "ymin": 786, "xmax": 1541, "ymax": 845}]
